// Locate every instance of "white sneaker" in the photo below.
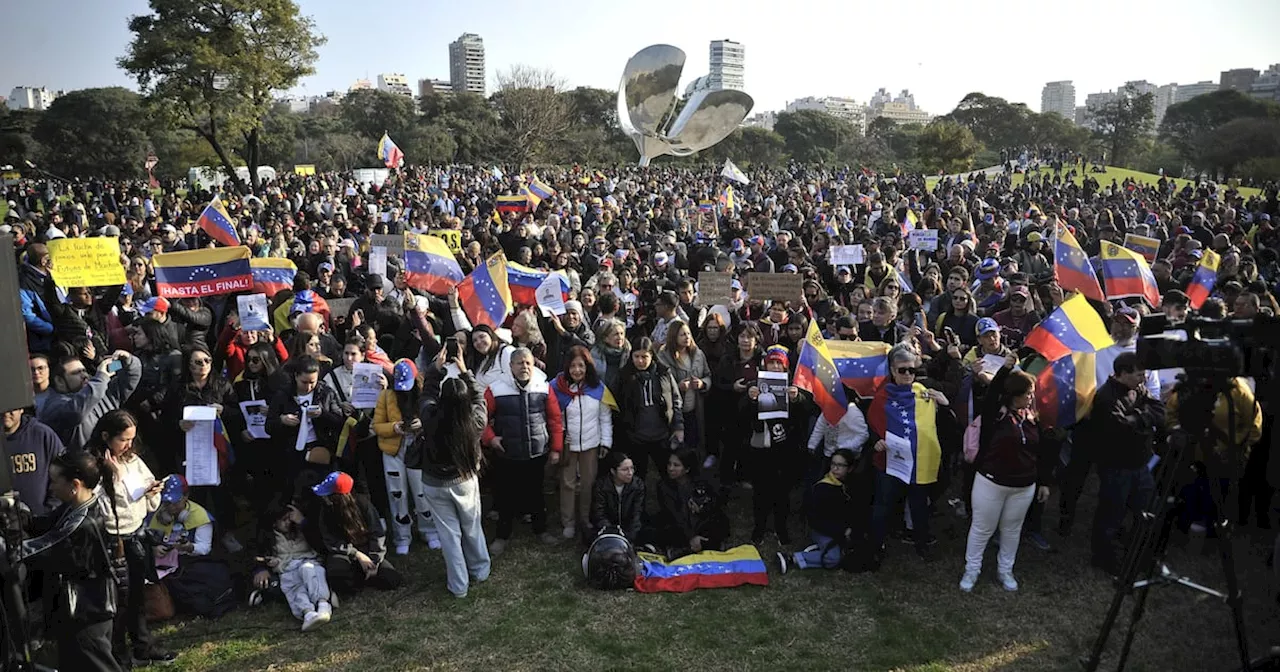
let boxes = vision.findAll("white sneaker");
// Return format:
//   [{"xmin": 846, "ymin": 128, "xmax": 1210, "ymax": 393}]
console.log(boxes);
[
  {"xmin": 562, "ymin": 525, "xmax": 577, "ymax": 539},
  {"xmin": 959, "ymin": 570, "xmax": 979, "ymax": 593},
  {"xmin": 998, "ymin": 571, "xmax": 1019, "ymax": 592},
  {"xmin": 426, "ymin": 535, "xmax": 442, "ymax": 550},
  {"xmin": 394, "ymin": 543, "xmax": 410, "ymax": 556},
  {"xmin": 301, "ymin": 610, "xmax": 330, "ymax": 632},
  {"xmin": 317, "ymin": 600, "xmax": 332, "ymax": 618}
]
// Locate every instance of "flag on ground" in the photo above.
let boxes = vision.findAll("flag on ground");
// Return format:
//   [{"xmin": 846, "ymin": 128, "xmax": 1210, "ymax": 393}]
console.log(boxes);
[
  {"xmin": 378, "ymin": 133, "xmax": 404, "ymax": 169},
  {"xmin": 403, "ymin": 232, "xmax": 464, "ymax": 295},
  {"xmin": 633, "ymin": 545, "xmax": 768, "ymax": 593},
  {"xmin": 456, "ymin": 252, "xmax": 513, "ymax": 329},
  {"xmin": 195, "ymin": 195, "xmax": 240, "ymax": 247},
  {"xmin": 827, "ymin": 340, "xmax": 890, "ymax": 399},
  {"xmin": 1185, "ymin": 249, "xmax": 1221, "ymax": 309},
  {"xmin": 1023, "ymin": 293, "xmax": 1114, "ymax": 363},
  {"xmin": 153, "ymin": 247, "xmax": 252, "ymax": 299},
  {"xmin": 721, "ymin": 159, "xmax": 750, "ymax": 185},
  {"xmin": 793, "ymin": 321, "xmax": 848, "ymax": 424},
  {"xmin": 1053, "ymin": 224, "xmax": 1104, "ymax": 302},
  {"xmin": 1100, "ymin": 241, "xmax": 1161, "ymax": 308},
  {"xmin": 250, "ymin": 257, "xmax": 296, "ymax": 297}
]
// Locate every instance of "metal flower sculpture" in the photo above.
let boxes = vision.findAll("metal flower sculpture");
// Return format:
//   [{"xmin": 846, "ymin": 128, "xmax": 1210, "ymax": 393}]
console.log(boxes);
[{"xmin": 617, "ymin": 44, "xmax": 754, "ymax": 166}]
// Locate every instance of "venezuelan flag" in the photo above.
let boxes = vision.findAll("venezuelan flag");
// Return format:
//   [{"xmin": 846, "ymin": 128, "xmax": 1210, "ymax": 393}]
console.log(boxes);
[
  {"xmin": 335, "ymin": 417, "xmax": 359, "ymax": 459},
  {"xmin": 457, "ymin": 252, "xmax": 513, "ymax": 329},
  {"xmin": 633, "ymin": 545, "xmax": 769, "ymax": 593},
  {"xmin": 506, "ymin": 262, "xmax": 568, "ymax": 307},
  {"xmin": 378, "ymin": 133, "xmax": 404, "ymax": 169},
  {"xmin": 719, "ymin": 185, "xmax": 735, "ymax": 211},
  {"xmin": 291, "ymin": 289, "xmax": 331, "ymax": 324},
  {"xmin": 1185, "ymin": 249, "xmax": 1220, "ymax": 309},
  {"xmin": 1053, "ymin": 223, "xmax": 1104, "ymax": 302},
  {"xmin": 250, "ymin": 257, "xmax": 296, "ymax": 297},
  {"xmin": 828, "ymin": 340, "xmax": 891, "ymax": 399},
  {"xmin": 1026, "ymin": 352, "xmax": 1098, "ymax": 430},
  {"xmin": 1122, "ymin": 233, "xmax": 1161, "ymax": 264},
  {"xmin": 900, "ymin": 207, "xmax": 919, "ymax": 238},
  {"xmin": 403, "ymin": 232, "xmax": 464, "ymax": 295},
  {"xmin": 527, "ymin": 176, "xmax": 555, "ymax": 203},
  {"xmin": 213, "ymin": 417, "xmax": 233, "ymax": 471},
  {"xmin": 793, "ymin": 321, "xmax": 848, "ymax": 424},
  {"xmin": 551, "ymin": 375, "xmax": 619, "ymax": 413},
  {"xmin": 196, "ymin": 195, "xmax": 240, "ymax": 247},
  {"xmin": 866, "ymin": 381, "xmax": 942, "ymax": 485},
  {"xmin": 1024, "ymin": 293, "xmax": 1114, "ymax": 363},
  {"xmin": 698, "ymin": 200, "xmax": 716, "ymax": 212},
  {"xmin": 495, "ymin": 194, "xmax": 529, "ymax": 214},
  {"xmin": 153, "ymin": 247, "xmax": 252, "ymax": 299},
  {"xmin": 1100, "ymin": 241, "xmax": 1161, "ymax": 308}
]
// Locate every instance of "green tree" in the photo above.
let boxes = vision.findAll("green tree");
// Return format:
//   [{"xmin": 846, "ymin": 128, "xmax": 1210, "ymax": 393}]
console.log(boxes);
[
  {"xmin": 256, "ymin": 103, "xmax": 301, "ymax": 168},
  {"xmin": 341, "ymin": 89, "xmax": 416, "ymax": 142},
  {"xmin": 835, "ymin": 135, "xmax": 892, "ymax": 169},
  {"xmin": 401, "ymin": 123, "xmax": 457, "ymax": 166},
  {"xmin": 915, "ymin": 120, "xmax": 981, "ymax": 174},
  {"xmin": 1029, "ymin": 111, "xmax": 1090, "ymax": 151},
  {"xmin": 1159, "ymin": 89, "xmax": 1280, "ymax": 168},
  {"xmin": 493, "ymin": 66, "xmax": 571, "ymax": 166},
  {"xmin": 437, "ymin": 92, "xmax": 502, "ymax": 163},
  {"xmin": 865, "ymin": 116, "xmax": 898, "ymax": 139},
  {"xmin": 774, "ymin": 110, "xmax": 853, "ymax": 164},
  {"xmin": 1091, "ymin": 85, "xmax": 1154, "ymax": 167},
  {"xmin": 0, "ymin": 108, "xmax": 43, "ymax": 168},
  {"xmin": 938, "ymin": 92, "xmax": 1035, "ymax": 149},
  {"xmin": 33, "ymin": 88, "xmax": 149, "ymax": 178},
  {"xmin": 731, "ymin": 126, "xmax": 787, "ymax": 166},
  {"xmin": 1196, "ymin": 117, "xmax": 1280, "ymax": 178},
  {"xmin": 120, "ymin": 0, "xmax": 324, "ymax": 193}
]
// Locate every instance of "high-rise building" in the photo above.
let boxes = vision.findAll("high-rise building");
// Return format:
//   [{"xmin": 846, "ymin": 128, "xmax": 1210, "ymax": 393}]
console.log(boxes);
[
  {"xmin": 785, "ymin": 96, "xmax": 867, "ymax": 135},
  {"xmin": 1153, "ymin": 84, "xmax": 1177, "ymax": 128},
  {"xmin": 1074, "ymin": 106, "xmax": 1089, "ymax": 126},
  {"xmin": 1040, "ymin": 81, "xmax": 1076, "ymax": 120},
  {"xmin": 418, "ymin": 78, "xmax": 454, "ymax": 98},
  {"xmin": 1080, "ymin": 90, "xmax": 1119, "ymax": 130},
  {"xmin": 349, "ymin": 78, "xmax": 373, "ymax": 92},
  {"xmin": 7, "ymin": 86, "xmax": 57, "ymax": 111},
  {"xmin": 743, "ymin": 111, "xmax": 776, "ymax": 131},
  {"xmin": 377, "ymin": 73, "xmax": 413, "ymax": 98},
  {"xmin": 1173, "ymin": 81, "xmax": 1218, "ymax": 104},
  {"xmin": 449, "ymin": 33, "xmax": 486, "ymax": 96},
  {"xmin": 708, "ymin": 39, "xmax": 745, "ymax": 91},
  {"xmin": 1250, "ymin": 64, "xmax": 1280, "ymax": 103},
  {"xmin": 866, "ymin": 88, "xmax": 930, "ymax": 125},
  {"xmin": 1220, "ymin": 68, "xmax": 1260, "ymax": 93}
]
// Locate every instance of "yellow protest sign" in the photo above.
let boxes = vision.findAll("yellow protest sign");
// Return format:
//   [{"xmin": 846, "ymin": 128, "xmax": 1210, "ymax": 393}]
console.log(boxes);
[
  {"xmin": 48, "ymin": 237, "xmax": 126, "ymax": 287},
  {"xmin": 294, "ymin": 164, "xmax": 316, "ymax": 176},
  {"xmin": 428, "ymin": 229, "xmax": 463, "ymax": 254}
]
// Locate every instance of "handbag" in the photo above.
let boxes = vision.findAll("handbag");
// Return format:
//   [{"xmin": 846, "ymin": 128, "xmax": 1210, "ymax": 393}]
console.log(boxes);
[{"xmin": 143, "ymin": 582, "xmax": 175, "ymax": 622}]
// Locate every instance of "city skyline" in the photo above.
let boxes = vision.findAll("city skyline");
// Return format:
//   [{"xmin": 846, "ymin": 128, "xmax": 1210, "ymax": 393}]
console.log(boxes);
[{"xmin": 3, "ymin": 0, "xmax": 1278, "ymax": 116}]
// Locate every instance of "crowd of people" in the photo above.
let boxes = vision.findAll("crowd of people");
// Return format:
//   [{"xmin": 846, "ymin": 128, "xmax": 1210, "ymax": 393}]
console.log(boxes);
[{"xmin": 1, "ymin": 157, "xmax": 1277, "ymax": 670}]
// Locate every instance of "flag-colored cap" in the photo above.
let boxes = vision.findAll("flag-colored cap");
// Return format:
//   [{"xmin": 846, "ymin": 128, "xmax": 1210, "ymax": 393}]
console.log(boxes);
[{"xmin": 312, "ymin": 471, "xmax": 354, "ymax": 497}]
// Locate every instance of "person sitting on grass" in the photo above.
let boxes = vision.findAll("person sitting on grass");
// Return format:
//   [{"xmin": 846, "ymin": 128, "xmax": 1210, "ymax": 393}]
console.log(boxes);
[
  {"xmin": 149, "ymin": 475, "xmax": 236, "ymax": 618},
  {"xmin": 777, "ymin": 449, "xmax": 859, "ymax": 573},
  {"xmin": 589, "ymin": 452, "xmax": 646, "ymax": 542},
  {"xmin": 249, "ymin": 497, "xmax": 334, "ymax": 632},
  {"xmin": 305, "ymin": 471, "xmax": 403, "ymax": 594},
  {"xmin": 654, "ymin": 448, "xmax": 729, "ymax": 559}
]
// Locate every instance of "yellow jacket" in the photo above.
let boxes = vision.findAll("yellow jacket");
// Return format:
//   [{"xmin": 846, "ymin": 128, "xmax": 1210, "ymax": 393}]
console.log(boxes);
[
  {"xmin": 372, "ymin": 389, "xmax": 410, "ymax": 456},
  {"xmin": 1164, "ymin": 377, "xmax": 1262, "ymax": 460}
]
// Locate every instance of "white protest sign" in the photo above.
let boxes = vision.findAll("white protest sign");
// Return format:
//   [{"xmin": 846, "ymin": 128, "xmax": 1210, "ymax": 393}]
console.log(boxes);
[
  {"xmin": 536, "ymin": 273, "xmax": 567, "ymax": 316},
  {"xmin": 369, "ymin": 246, "xmax": 388, "ymax": 279},
  {"xmin": 237, "ymin": 293, "xmax": 270, "ymax": 331},
  {"xmin": 830, "ymin": 245, "xmax": 865, "ymax": 266},
  {"xmin": 908, "ymin": 229, "xmax": 939, "ymax": 251}
]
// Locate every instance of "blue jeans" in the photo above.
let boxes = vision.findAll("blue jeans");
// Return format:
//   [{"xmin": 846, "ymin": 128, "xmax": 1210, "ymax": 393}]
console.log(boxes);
[
  {"xmin": 1091, "ymin": 466, "xmax": 1155, "ymax": 570},
  {"xmin": 793, "ymin": 532, "xmax": 842, "ymax": 569},
  {"xmin": 870, "ymin": 471, "xmax": 932, "ymax": 550}
]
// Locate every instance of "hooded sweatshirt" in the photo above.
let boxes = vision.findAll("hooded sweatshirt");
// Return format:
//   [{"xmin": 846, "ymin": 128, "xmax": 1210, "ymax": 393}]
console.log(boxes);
[{"xmin": 3, "ymin": 416, "xmax": 65, "ymax": 515}]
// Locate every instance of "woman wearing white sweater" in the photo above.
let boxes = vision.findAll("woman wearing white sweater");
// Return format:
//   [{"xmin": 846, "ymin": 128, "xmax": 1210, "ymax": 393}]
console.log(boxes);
[
  {"xmin": 550, "ymin": 346, "xmax": 614, "ymax": 541},
  {"xmin": 807, "ymin": 401, "xmax": 870, "ymax": 458}
]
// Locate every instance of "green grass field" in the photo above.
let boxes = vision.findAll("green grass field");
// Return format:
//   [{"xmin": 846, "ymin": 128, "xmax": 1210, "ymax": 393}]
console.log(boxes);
[{"xmin": 122, "ymin": 481, "xmax": 1278, "ymax": 672}]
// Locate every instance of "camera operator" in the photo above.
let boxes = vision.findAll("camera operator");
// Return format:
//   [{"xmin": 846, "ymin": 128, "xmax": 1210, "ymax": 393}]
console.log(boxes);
[
  {"xmin": 8, "ymin": 451, "xmax": 121, "ymax": 671},
  {"xmin": 1088, "ymin": 352, "xmax": 1167, "ymax": 576}
]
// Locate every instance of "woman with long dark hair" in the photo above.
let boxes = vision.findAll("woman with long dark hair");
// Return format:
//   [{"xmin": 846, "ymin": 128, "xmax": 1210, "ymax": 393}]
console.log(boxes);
[
  {"xmin": 304, "ymin": 471, "xmax": 402, "ymax": 595},
  {"xmin": 654, "ymin": 448, "xmax": 729, "ymax": 558},
  {"xmin": 83, "ymin": 410, "xmax": 174, "ymax": 668},
  {"xmin": 372, "ymin": 358, "xmax": 439, "ymax": 555},
  {"xmin": 233, "ymin": 342, "xmax": 284, "ymax": 514},
  {"xmin": 657, "ymin": 320, "xmax": 710, "ymax": 453},
  {"xmin": 417, "ymin": 347, "xmax": 491, "ymax": 598},
  {"xmin": 615, "ymin": 336, "xmax": 684, "ymax": 482},
  {"xmin": 465, "ymin": 323, "xmax": 514, "ymax": 391}
]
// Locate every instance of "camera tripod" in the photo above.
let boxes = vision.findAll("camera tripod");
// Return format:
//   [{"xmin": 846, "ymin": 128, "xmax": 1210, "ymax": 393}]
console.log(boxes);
[{"xmin": 1082, "ymin": 376, "xmax": 1253, "ymax": 672}]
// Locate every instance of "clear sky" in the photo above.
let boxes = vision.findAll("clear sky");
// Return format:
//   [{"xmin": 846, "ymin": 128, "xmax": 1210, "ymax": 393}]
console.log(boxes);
[{"xmin": 4, "ymin": 0, "xmax": 1278, "ymax": 116}]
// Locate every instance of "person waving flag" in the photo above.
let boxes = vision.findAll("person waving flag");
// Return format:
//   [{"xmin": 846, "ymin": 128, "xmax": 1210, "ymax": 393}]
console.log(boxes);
[
  {"xmin": 195, "ymin": 194, "xmax": 240, "ymax": 247},
  {"xmin": 1052, "ymin": 223, "xmax": 1103, "ymax": 302},
  {"xmin": 378, "ymin": 132, "xmax": 404, "ymax": 169},
  {"xmin": 1185, "ymin": 249, "xmax": 1220, "ymax": 309}
]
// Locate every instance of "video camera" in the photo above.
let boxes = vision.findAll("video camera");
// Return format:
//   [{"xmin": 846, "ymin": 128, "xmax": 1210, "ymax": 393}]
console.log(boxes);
[{"xmin": 1135, "ymin": 314, "xmax": 1279, "ymax": 381}]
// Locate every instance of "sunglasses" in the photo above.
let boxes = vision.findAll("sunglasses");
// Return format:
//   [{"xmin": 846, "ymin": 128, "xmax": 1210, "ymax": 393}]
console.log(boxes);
[
  {"xmin": 191, "ymin": 358, "xmax": 212, "ymax": 366},
  {"xmin": 894, "ymin": 367, "xmax": 916, "ymax": 375},
  {"xmin": 830, "ymin": 461, "xmax": 851, "ymax": 468},
  {"xmin": 246, "ymin": 357, "xmax": 263, "ymax": 364}
]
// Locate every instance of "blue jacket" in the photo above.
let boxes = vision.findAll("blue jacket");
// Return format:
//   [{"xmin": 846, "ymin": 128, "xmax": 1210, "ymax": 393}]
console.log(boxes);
[{"xmin": 18, "ymin": 263, "xmax": 54, "ymax": 353}]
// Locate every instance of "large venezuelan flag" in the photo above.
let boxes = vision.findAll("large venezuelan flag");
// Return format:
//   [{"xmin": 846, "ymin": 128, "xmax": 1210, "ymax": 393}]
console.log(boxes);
[
  {"xmin": 495, "ymin": 195, "xmax": 529, "ymax": 214},
  {"xmin": 195, "ymin": 195, "xmax": 240, "ymax": 247},
  {"xmin": 153, "ymin": 247, "xmax": 252, "ymax": 299},
  {"xmin": 1026, "ymin": 352, "xmax": 1098, "ymax": 430},
  {"xmin": 1023, "ymin": 293, "xmax": 1114, "ymax": 363},
  {"xmin": 457, "ymin": 252, "xmax": 513, "ymax": 329},
  {"xmin": 1100, "ymin": 241, "xmax": 1161, "ymax": 308},
  {"xmin": 827, "ymin": 340, "xmax": 890, "ymax": 399},
  {"xmin": 403, "ymin": 232, "xmax": 464, "ymax": 295},
  {"xmin": 793, "ymin": 321, "xmax": 848, "ymax": 424},
  {"xmin": 633, "ymin": 545, "xmax": 769, "ymax": 593},
  {"xmin": 866, "ymin": 381, "xmax": 942, "ymax": 485},
  {"xmin": 1053, "ymin": 224, "xmax": 1104, "ymax": 302},
  {"xmin": 1185, "ymin": 249, "xmax": 1220, "ymax": 309},
  {"xmin": 506, "ymin": 262, "xmax": 569, "ymax": 307},
  {"xmin": 250, "ymin": 257, "xmax": 296, "ymax": 297}
]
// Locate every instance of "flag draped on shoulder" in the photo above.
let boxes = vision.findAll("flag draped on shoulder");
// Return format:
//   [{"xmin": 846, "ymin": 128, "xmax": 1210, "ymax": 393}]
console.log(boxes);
[
  {"xmin": 1100, "ymin": 241, "xmax": 1161, "ymax": 308},
  {"xmin": 195, "ymin": 194, "xmax": 240, "ymax": 247},
  {"xmin": 1023, "ymin": 293, "xmax": 1114, "ymax": 363},
  {"xmin": 1052, "ymin": 223, "xmax": 1104, "ymax": 302},
  {"xmin": 1185, "ymin": 249, "xmax": 1220, "ymax": 309},
  {"xmin": 456, "ymin": 252, "xmax": 513, "ymax": 329},
  {"xmin": 378, "ymin": 133, "xmax": 404, "ymax": 169},
  {"xmin": 866, "ymin": 382, "xmax": 942, "ymax": 485},
  {"xmin": 721, "ymin": 159, "xmax": 750, "ymax": 185},
  {"xmin": 403, "ymin": 232, "xmax": 464, "ymax": 295},
  {"xmin": 793, "ymin": 321, "xmax": 848, "ymax": 424}
]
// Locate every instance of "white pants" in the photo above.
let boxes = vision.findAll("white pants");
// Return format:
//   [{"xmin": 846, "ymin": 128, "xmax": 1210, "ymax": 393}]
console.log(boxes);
[
  {"xmin": 964, "ymin": 474, "xmax": 1035, "ymax": 574},
  {"xmin": 279, "ymin": 558, "xmax": 330, "ymax": 620},
  {"xmin": 383, "ymin": 452, "xmax": 437, "ymax": 546}
]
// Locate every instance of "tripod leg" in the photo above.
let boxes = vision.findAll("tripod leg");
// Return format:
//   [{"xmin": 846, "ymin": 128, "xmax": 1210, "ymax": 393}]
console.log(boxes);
[
  {"xmin": 1214, "ymin": 497, "xmax": 1253, "ymax": 670},
  {"xmin": 1116, "ymin": 502, "xmax": 1180, "ymax": 670}
]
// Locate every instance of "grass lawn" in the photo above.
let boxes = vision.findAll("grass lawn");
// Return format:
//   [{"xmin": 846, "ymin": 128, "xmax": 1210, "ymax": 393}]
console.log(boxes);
[
  {"xmin": 929, "ymin": 165, "xmax": 1263, "ymax": 200},
  {"xmin": 133, "ymin": 481, "xmax": 1278, "ymax": 672}
]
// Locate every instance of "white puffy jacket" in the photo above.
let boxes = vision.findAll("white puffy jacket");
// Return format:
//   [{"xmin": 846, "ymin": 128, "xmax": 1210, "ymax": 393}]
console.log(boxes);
[{"xmin": 560, "ymin": 385, "xmax": 614, "ymax": 453}]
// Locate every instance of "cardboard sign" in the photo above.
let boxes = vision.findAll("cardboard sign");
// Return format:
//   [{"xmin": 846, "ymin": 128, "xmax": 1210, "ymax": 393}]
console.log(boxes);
[
  {"xmin": 327, "ymin": 298, "xmax": 356, "ymax": 322},
  {"xmin": 370, "ymin": 233, "xmax": 404, "ymax": 256},
  {"xmin": 829, "ymin": 245, "xmax": 864, "ymax": 266},
  {"xmin": 697, "ymin": 271, "xmax": 735, "ymax": 306},
  {"xmin": 48, "ymin": 237, "xmax": 126, "ymax": 287},
  {"xmin": 746, "ymin": 273, "xmax": 803, "ymax": 303},
  {"xmin": 428, "ymin": 229, "xmax": 462, "ymax": 254},
  {"xmin": 908, "ymin": 229, "xmax": 939, "ymax": 251}
]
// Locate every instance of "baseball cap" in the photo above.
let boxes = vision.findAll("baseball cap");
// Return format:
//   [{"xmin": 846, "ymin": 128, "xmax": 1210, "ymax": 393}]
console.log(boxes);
[
  {"xmin": 782, "ymin": 263, "xmax": 798, "ymax": 273},
  {"xmin": 312, "ymin": 471, "xmax": 355, "ymax": 497},
  {"xmin": 976, "ymin": 258, "xmax": 1000, "ymax": 280},
  {"xmin": 729, "ymin": 279, "xmax": 743, "ymax": 291},
  {"xmin": 1115, "ymin": 305, "xmax": 1140, "ymax": 324},
  {"xmin": 319, "ymin": 261, "xmax": 335, "ymax": 273},
  {"xmin": 653, "ymin": 251, "xmax": 669, "ymax": 266},
  {"xmin": 731, "ymin": 239, "xmax": 745, "ymax": 252},
  {"xmin": 392, "ymin": 359, "xmax": 418, "ymax": 392},
  {"xmin": 160, "ymin": 475, "xmax": 188, "ymax": 504},
  {"xmin": 1026, "ymin": 231, "xmax": 1043, "ymax": 243},
  {"xmin": 976, "ymin": 318, "xmax": 1000, "ymax": 336},
  {"xmin": 1009, "ymin": 285, "xmax": 1030, "ymax": 299}
]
